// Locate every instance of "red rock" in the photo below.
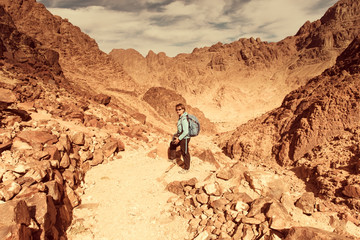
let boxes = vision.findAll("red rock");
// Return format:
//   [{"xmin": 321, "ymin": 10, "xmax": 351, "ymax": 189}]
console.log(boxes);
[
  {"xmin": 343, "ymin": 184, "xmax": 360, "ymax": 199},
  {"xmin": 295, "ymin": 192, "xmax": 316, "ymax": 214},
  {"xmin": 241, "ymin": 217, "xmax": 263, "ymax": 225},
  {"xmin": 59, "ymin": 152, "xmax": 70, "ymax": 168},
  {"xmin": 285, "ymin": 227, "xmax": 352, "ymax": 240},
  {"xmin": 23, "ymin": 167, "xmax": 47, "ymax": 183},
  {"xmin": 131, "ymin": 112, "xmax": 146, "ymax": 124},
  {"xmin": 62, "ymin": 170, "xmax": 76, "ymax": 189},
  {"xmin": 71, "ymin": 132, "xmax": 85, "ymax": 146},
  {"xmin": 23, "ymin": 192, "xmax": 57, "ymax": 238},
  {"xmin": 195, "ymin": 149, "xmax": 220, "ymax": 168},
  {"xmin": 16, "ymin": 130, "xmax": 58, "ymax": 148},
  {"xmin": 93, "ymin": 93, "xmax": 111, "ymax": 105},
  {"xmin": 0, "ymin": 200, "xmax": 31, "ymax": 226},
  {"xmin": 0, "ymin": 224, "xmax": 32, "ymax": 240},
  {"xmin": 167, "ymin": 181, "xmax": 184, "ymax": 195},
  {"xmin": 91, "ymin": 149, "xmax": 104, "ymax": 166},
  {"xmin": 58, "ymin": 134, "xmax": 71, "ymax": 154},
  {"xmin": 102, "ymin": 139, "xmax": 119, "ymax": 158},
  {"xmin": 65, "ymin": 185, "xmax": 79, "ymax": 208},
  {"xmin": 0, "ymin": 88, "xmax": 16, "ymax": 105},
  {"xmin": 196, "ymin": 193, "xmax": 209, "ymax": 205},
  {"xmin": 181, "ymin": 178, "xmax": 198, "ymax": 188},
  {"xmin": 45, "ymin": 180, "xmax": 62, "ymax": 203},
  {"xmin": 117, "ymin": 139, "xmax": 125, "ymax": 151},
  {"xmin": 44, "ymin": 145, "xmax": 61, "ymax": 161},
  {"xmin": 266, "ymin": 201, "xmax": 293, "ymax": 230},
  {"xmin": 0, "ymin": 182, "xmax": 22, "ymax": 201},
  {"xmin": 247, "ymin": 197, "xmax": 274, "ymax": 217},
  {"xmin": 216, "ymin": 169, "xmax": 234, "ymax": 180},
  {"xmin": 210, "ymin": 198, "xmax": 229, "ymax": 211}
]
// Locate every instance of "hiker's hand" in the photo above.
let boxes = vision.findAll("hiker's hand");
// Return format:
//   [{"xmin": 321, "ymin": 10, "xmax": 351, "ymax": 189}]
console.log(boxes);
[{"xmin": 173, "ymin": 138, "xmax": 179, "ymax": 144}]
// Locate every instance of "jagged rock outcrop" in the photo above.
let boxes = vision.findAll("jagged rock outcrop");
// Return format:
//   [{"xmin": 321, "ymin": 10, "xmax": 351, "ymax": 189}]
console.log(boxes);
[
  {"xmin": 0, "ymin": 0, "xmax": 137, "ymax": 96},
  {"xmin": 0, "ymin": 5, "xmax": 65, "ymax": 85},
  {"xmin": 221, "ymin": 36, "xmax": 360, "ymax": 212}
]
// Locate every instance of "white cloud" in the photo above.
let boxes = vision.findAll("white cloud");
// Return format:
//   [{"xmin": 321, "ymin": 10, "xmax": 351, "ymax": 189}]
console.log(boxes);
[{"xmin": 46, "ymin": 0, "xmax": 338, "ymax": 57}]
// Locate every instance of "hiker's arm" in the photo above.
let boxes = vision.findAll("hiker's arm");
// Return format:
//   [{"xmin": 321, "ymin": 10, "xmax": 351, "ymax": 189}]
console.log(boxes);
[{"xmin": 178, "ymin": 118, "xmax": 189, "ymax": 140}]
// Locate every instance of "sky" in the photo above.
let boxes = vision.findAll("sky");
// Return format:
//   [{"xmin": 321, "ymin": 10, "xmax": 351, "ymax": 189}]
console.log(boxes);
[{"xmin": 38, "ymin": 0, "xmax": 338, "ymax": 57}]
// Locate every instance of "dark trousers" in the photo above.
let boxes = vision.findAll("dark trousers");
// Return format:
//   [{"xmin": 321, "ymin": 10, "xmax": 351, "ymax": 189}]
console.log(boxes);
[{"xmin": 169, "ymin": 138, "xmax": 191, "ymax": 170}]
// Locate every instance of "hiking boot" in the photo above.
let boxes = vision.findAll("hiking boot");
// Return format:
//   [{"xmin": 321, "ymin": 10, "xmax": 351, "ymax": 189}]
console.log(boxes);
[{"xmin": 178, "ymin": 169, "xmax": 189, "ymax": 174}]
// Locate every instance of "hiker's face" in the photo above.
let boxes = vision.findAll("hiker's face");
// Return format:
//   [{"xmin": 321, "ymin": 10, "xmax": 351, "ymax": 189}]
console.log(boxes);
[{"xmin": 176, "ymin": 107, "xmax": 184, "ymax": 116}]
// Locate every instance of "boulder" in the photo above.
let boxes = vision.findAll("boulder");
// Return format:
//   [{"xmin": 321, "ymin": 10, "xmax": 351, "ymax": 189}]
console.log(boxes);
[
  {"xmin": 91, "ymin": 149, "xmax": 104, "ymax": 166},
  {"xmin": 23, "ymin": 192, "xmax": 57, "ymax": 238},
  {"xmin": 247, "ymin": 197, "xmax": 273, "ymax": 217},
  {"xmin": 93, "ymin": 93, "xmax": 111, "ymax": 105},
  {"xmin": 266, "ymin": 201, "xmax": 293, "ymax": 230},
  {"xmin": 204, "ymin": 183, "xmax": 221, "ymax": 196},
  {"xmin": 102, "ymin": 138, "xmax": 118, "ymax": 158},
  {"xmin": 71, "ymin": 132, "xmax": 85, "ymax": 146},
  {"xmin": 0, "ymin": 88, "xmax": 16, "ymax": 109},
  {"xmin": 0, "ymin": 200, "xmax": 31, "ymax": 226},
  {"xmin": 131, "ymin": 112, "xmax": 146, "ymax": 124},
  {"xmin": 44, "ymin": 145, "xmax": 61, "ymax": 161},
  {"xmin": 216, "ymin": 168, "xmax": 234, "ymax": 180},
  {"xmin": 244, "ymin": 171, "xmax": 287, "ymax": 199},
  {"xmin": 60, "ymin": 152, "xmax": 70, "ymax": 168},
  {"xmin": 0, "ymin": 182, "xmax": 22, "ymax": 201},
  {"xmin": 196, "ymin": 193, "xmax": 209, "ymax": 205},
  {"xmin": 45, "ymin": 180, "xmax": 62, "ymax": 203},
  {"xmin": 58, "ymin": 134, "xmax": 71, "ymax": 154},
  {"xmin": 16, "ymin": 130, "xmax": 58, "ymax": 149},
  {"xmin": 342, "ymin": 184, "xmax": 360, "ymax": 199},
  {"xmin": 0, "ymin": 224, "xmax": 32, "ymax": 240},
  {"xmin": 295, "ymin": 192, "xmax": 315, "ymax": 215}
]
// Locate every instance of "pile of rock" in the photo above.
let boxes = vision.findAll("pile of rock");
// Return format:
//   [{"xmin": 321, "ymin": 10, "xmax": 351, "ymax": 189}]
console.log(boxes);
[
  {"xmin": 0, "ymin": 121, "xmax": 125, "ymax": 239},
  {"xmin": 166, "ymin": 173, "xmax": 356, "ymax": 240}
]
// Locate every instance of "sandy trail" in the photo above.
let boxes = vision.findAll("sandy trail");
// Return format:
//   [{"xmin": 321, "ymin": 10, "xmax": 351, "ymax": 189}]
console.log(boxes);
[{"xmin": 67, "ymin": 137, "xmax": 219, "ymax": 240}]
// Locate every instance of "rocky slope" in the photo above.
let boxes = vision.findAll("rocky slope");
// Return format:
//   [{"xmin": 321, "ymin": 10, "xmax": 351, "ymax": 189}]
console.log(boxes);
[
  {"xmin": 0, "ymin": 0, "xmax": 137, "ymax": 96},
  {"xmin": 110, "ymin": 0, "xmax": 360, "ymax": 129},
  {"xmin": 220, "ymin": 36, "xmax": 360, "ymax": 220},
  {"xmin": 0, "ymin": 5, "xmax": 65, "ymax": 87},
  {"xmin": 0, "ymin": 4, "xmax": 169, "ymax": 238}
]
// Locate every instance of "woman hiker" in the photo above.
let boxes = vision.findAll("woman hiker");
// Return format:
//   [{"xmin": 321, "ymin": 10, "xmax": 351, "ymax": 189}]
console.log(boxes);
[{"xmin": 169, "ymin": 103, "xmax": 191, "ymax": 174}]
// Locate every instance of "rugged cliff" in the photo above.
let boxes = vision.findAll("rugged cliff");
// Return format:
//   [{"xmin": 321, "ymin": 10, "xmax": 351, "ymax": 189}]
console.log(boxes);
[{"xmin": 221, "ymin": 36, "xmax": 360, "ymax": 210}]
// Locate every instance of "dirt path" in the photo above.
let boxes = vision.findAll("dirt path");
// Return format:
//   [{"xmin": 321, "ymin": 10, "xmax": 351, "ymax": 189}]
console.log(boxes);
[{"xmin": 66, "ymin": 137, "xmax": 219, "ymax": 240}]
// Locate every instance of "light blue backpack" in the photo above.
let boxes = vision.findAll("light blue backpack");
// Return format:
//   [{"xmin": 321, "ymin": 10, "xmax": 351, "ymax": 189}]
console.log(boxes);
[{"xmin": 187, "ymin": 114, "xmax": 200, "ymax": 137}]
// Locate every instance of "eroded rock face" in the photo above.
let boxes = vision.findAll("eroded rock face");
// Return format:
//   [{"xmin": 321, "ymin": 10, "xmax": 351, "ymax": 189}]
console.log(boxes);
[
  {"xmin": 221, "ymin": 36, "xmax": 360, "ymax": 209},
  {"xmin": 0, "ymin": 5, "xmax": 65, "ymax": 85},
  {"xmin": 0, "ymin": 0, "xmax": 137, "ymax": 98}
]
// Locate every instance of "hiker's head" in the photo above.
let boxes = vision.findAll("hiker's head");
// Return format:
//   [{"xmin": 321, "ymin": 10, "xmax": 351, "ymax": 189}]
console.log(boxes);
[{"xmin": 175, "ymin": 103, "xmax": 185, "ymax": 116}]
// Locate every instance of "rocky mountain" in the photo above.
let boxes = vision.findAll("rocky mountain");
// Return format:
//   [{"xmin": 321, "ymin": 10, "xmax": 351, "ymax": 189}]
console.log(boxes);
[
  {"xmin": 110, "ymin": 0, "xmax": 360, "ymax": 130},
  {"xmin": 220, "ymin": 35, "xmax": 360, "ymax": 214},
  {"xmin": 0, "ymin": 0, "xmax": 137, "ymax": 96}
]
